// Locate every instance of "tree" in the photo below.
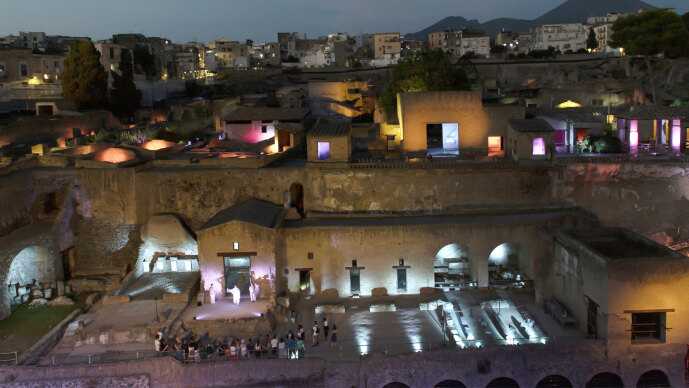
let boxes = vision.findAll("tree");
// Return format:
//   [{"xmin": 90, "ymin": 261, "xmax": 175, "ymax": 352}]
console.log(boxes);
[
  {"xmin": 586, "ymin": 27, "xmax": 598, "ymax": 52},
  {"xmin": 61, "ymin": 41, "xmax": 108, "ymax": 110},
  {"xmin": 109, "ymin": 49, "xmax": 142, "ymax": 121},
  {"xmin": 683, "ymin": 12, "xmax": 689, "ymax": 32},
  {"xmin": 133, "ymin": 45, "xmax": 158, "ymax": 79},
  {"xmin": 379, "ymin": 49, "xmax": 471, "ymax": 119},
  {"xmin": 610, "ymin": 10, "xmax": 689, "ymax": 104}
]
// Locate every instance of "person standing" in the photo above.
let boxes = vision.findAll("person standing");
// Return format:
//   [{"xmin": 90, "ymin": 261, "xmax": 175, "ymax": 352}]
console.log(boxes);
[
  {"xmin": 270, "ymin": 335, "xmax": 278, "ymax": 357},
  {"xmin": 287, "ymin": 334, "xmax": 297, "ymax": 359},
  {"xmin": 322, "ymin": 317, "xmax": 329, "ymax": 340},
  {"xmin": 311, "ymin": 321, "xmax": 319, "ymax": 346},
  {"xmin": 297, "ymin": 325, "xmax": 305, "ymax": 341},
  {"xmin": 330, "ymin": 324, "xmax": 338, "ymax": 348}
]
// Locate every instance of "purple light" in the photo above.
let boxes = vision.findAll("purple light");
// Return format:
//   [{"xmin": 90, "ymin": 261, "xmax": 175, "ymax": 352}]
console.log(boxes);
[
  {"xmin": 317, "ymin": 141, "xmax": 330, "ymax": 160},
  {"xmin": 629, "ymin": 120, "xmax": 639, "ymax": 149},
  {"xmin": 532, "ymin": 137, "xmax": 546, "ymax": 156},
  {"xmin": 672, "ymin": 119, "xmax": 681, "ymax": 151}
]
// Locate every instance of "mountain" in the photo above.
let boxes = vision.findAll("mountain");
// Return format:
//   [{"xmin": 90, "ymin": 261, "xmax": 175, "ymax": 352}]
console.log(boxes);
[
  {"xmin": 407, "ymin": 0, "xmax": 657, "ymax": 40},
  {"xmin": 535, "ymin": 0, "xmax": 655, "ymax": 24}
]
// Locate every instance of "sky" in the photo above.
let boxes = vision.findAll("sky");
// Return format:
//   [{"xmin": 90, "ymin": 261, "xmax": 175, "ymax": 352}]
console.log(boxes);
[{"xmin": 1, "ymin": 0, "xmax": 687, "ymax": 43}]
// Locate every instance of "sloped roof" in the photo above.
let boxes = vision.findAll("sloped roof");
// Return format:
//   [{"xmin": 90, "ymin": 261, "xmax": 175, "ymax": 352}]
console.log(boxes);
[
  {"xmin": 509, "ymin": 118, "xmax": 554, "ymax": 133},
  {"xmin": 222, "ymin": 107, "xmax": 308, "ymax": 122},
  {"xmin": 309, "ymin": 117, "xmax": 351, "ymax": 137},
  {"xmin": 201, "ymin": 199, "xmax": 285, "ymax": 230}
]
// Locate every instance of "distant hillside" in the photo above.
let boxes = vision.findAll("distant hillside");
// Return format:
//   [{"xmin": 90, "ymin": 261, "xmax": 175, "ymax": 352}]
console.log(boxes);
[{"xmin": 407, "ymin": 0, "xmax": 657, "ymax": 40}]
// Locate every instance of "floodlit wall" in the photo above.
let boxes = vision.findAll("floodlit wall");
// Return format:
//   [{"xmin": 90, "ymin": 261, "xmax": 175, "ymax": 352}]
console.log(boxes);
[
  {"xmin": 197, "ymin": 222, "xmax": 277, "ymax": 300},
  {"xmin": 223, "ymin": 121, "xmax": 275, "ymax": 144}
]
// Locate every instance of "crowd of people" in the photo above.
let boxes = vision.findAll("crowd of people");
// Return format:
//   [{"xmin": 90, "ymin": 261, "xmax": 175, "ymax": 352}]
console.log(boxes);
[{"xmin": 154, "ymin": 316, "xmax": 338, "ymax": 362}]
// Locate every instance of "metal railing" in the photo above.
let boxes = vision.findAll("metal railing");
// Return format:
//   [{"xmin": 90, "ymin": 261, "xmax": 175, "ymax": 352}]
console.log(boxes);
[{"xmin": 0, "ymin": 351, "xmax": 18, "ymax": 366}]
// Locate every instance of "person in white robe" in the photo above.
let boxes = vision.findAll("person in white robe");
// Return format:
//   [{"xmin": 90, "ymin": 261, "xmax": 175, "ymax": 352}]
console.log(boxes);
[
  {"xmin": 249, "ymin": 280, "xmax": 256, "ymax": 302},
  {"xmin": 209, "ymin": 284, "xmax": 216, "ymax": 304},
  {"xmin": 231, "ymin": 285, "xmax": 241, "ymax": 305}
]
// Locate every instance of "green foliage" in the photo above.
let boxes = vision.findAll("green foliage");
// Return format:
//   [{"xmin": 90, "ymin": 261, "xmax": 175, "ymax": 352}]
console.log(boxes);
[
  {"xmin": 61, "ymin": 41, "xmax": 108, "ymax": 110},
  {"xmin": 577, "ymin": 135, "xmax": 623, "ymax": 153},
  {"xmin": 380, "ymin": 49, "xmax": 471, "ymax": 119},
  {"xmin": 587, "ymin": 27, "xmax": 598, "ymax": 51},
  {"xmin": 109, "ymin": 49, "xmax": 142, "ymax": 121},
  {"xmin": 683, "ymin": 12, "xmax": 689, "ymax": 32},
  {"xmin": 610, "ymin": 10, "xmax": 689, "ymax": 58}
]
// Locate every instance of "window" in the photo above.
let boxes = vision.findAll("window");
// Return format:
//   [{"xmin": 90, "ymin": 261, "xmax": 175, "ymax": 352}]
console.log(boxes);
[
  {"xmin": 307, "ymin": 252, "xmax": 314, "ymax": 260},
  {"xmin": 488, "ymin": 136, "xmax": 503, "ymax": 153},
  {"xmin": 109, "ymin": 47, "xmax": 115, "ymax": 60},
  {"xmin": 233, "ymin": 242, "xmax": 240, "ymax": 251},
  {"xmin": 631, "ymin": 312, "xmax": 666, "ymax": 343},
  {"xmin": 261, "ymin": 125, "xmax": 268, "ymax": 134},
  {"xmin": 532, "ymin": 137, "xmax": 546, "ymax": 156},
  {"xmin": 317, "ymin": 141, "xmax": 330, "ymax": 161},
  {"xmin": 19, "ymin": 63, "xmax": 28, "ymax": 77}
]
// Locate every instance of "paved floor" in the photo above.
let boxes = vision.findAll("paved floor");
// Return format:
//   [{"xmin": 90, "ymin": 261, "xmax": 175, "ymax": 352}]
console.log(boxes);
[
  {"xmin": 119, "ymin": 272, "xmax": 199, "ymax": 301},
  {"xmin": 183, "ymin": 298, "xmax": 271, "ymax": 321}
]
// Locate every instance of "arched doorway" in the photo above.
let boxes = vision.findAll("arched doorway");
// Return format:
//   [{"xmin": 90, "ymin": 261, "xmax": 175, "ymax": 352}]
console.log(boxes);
[
  {"xmin": 5, "ymin": 246, "xmax": 56, "ymax": 307},
  {"xmin": 289, "ymin": 183, "xmax": 304, "ymax": 216},
  {"xmin": 434, "ymin": 243, "xmax": 471, "ymax": 288},
  {"xmin": 488, "ymin": 243, "xmax": 523, "ymax": 287},
  {"xmin": 637, "ymin": 370, "xmax": 671, "ymax": 387},
  {"xmin": 486, "ymin": 377, "xmax": 519, "ymax": 388},
  {"xmin": 435, "ymin": 380, "xmax": 467, "ymax": 388},
  {"xmin": 536, "ymin": 375, "xmax": 573, "ymax": 388},
  {"xmin": 586, "ymin": 372, "xmax": 624, "ymax": 388},
  {"xmin": 382, "ymin": 383, "xmax": 409, "ymax": 388}
]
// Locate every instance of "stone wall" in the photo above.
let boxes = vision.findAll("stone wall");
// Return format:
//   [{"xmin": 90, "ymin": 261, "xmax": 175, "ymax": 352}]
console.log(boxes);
[{"xmin": 0, "ymin": 343, "xmax": 685, "ymax": 388}]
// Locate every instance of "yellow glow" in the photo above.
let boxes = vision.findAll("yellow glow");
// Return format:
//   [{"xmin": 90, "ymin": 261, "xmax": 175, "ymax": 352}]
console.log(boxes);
[
  {"xmin": 27, "ymin": 76, "xmax": 41, "ymax": 85},
  {"xmin": 556, "ymin": 100, "xmax": 582, "ymax": 109},
  {"xmin": 142, "ymin": 139, "xmax": 176, "ymax": 151},
  {"xmin": 606, "ymin": 115, "xmax": 615, "ymax": 125},
  {"xmin": 94, "ymin": 148, "xmax": 136, "ymax": 164}
]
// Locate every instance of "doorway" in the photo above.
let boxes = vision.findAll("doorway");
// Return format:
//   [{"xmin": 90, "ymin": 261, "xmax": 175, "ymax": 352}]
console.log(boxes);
[
  {"xmin": 426, "ymin": 123, "xmax": 459, "ymax": 156},
  {"xmin": 587, "ymin": 296, "xmax": 598, "ymax": 339},
  {"xmin": 350, "ymin": 268, "xmax": 361, "ymax": 295},
  {"xmin": 397, "ymin": 268, "xmax": 407, "ymax": 291},
  {"xmin": 289, "ymin": 183, "xmax": 304, "ymax": 216},
  {"xmin": 299, "ymin": 269, "xmax": 311, "ymax": 293},
  {"xmin": 224, "ymin": 256, "xmax": 251, "ymax": 297}
]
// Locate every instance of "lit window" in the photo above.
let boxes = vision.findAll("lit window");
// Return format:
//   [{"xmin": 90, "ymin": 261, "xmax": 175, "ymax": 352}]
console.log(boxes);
[
  {"xmin": 317, "ymin": 141, "xmax": 330, "ymax": 161},
  {"xmin": 671, "ymin": 119, "xmax": 681, "ymax": 151},
  {"xmin": 631, "ymin": 312, "xmax": 666, "ymax": 343},
  {"xmin": 488, "ymin": 136, "xmax": 503, "ymax": 152},
  {"xmin": 233, "ymin": 242, "xmax": 239, "ymax": 251},
  {"xmin": 532, "ymin": 138, "xmax": 546, "ymax": 156}
]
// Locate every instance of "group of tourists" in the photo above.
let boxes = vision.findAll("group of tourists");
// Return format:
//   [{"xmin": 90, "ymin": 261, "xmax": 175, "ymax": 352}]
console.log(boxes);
[{"xmin": 154, "ymin": 316, "xmax": 338, "ymax": 362}]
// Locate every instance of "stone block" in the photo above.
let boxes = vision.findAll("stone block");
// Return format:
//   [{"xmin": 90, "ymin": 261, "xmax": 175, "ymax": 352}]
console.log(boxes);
[
  {"xmin": 371, "ymin": 287, "xmax": 388, "ymax": 297},
  {"xmin": 369, "ymin": 303, "xmax": 396, "ymax": 312},
  {"xmin": 320, "ymin": 288, "xmax": 339, "ymax": 299},
  {"xmin": 162, "ymin": 293, "xmax": 189, "ymax": 304},
  {"xmin": 102, "ymin": 295, "xmax": 130, "ymax": 305},
  {"xmin": 49, "ymin": 296, "xmax": 75, "ymax": 306},
  {"xmin": 56, "ymin": 281, "xmax": 65, "ymax": 297},
  {"xmin": 29, "ymin": 298, "xmax": 48, "ymax": 307},
  {"xmin": 420, "ymin": 287, "xmax": 441, "ymax": 297},
  {"xmin": 314, "ymin": 304, "xmax": 346, "ymax": 315}
]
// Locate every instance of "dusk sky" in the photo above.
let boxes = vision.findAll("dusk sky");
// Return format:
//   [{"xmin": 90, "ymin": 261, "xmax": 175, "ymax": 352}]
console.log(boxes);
[{"xmin": 1, "ymin": 0, "xmax": 687, "ymax": 43}]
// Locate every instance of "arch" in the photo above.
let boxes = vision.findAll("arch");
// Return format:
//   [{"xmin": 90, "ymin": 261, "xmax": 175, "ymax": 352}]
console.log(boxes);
[
  {"xmin": 382, "ymin": 383, "xmax": 410, "ymax": 388},
  {"xmin": 488, "ymin": 243, "xmax": 523, "ymax": 286},
  {"xmin": 536, "ymin": 375, "xmax": 573, "ymax": 388},
  {"xmin": 289, "ymin": 183, "xmax": 304, "ymax": 216},
  {"xmin": 4, "ymin": 245, "xmax": 58, "ymax": 309},
  {"xmin": 486, "ymin": 377, "xmax": 520, "ymax": 388},
  {"xmin": 636, "ymin": 369, "xmax": 671, "ymax": 388},
  {"xmin": 586, "ymin": 372, "xmax": 624, "ymax": 388},
  {"xmin": 435, "ymin": 380, "xmax": 467, "ymax": 388},
  {"xmin": 434, "ymin": 243, "xmax": 471, "ymax": 288}
]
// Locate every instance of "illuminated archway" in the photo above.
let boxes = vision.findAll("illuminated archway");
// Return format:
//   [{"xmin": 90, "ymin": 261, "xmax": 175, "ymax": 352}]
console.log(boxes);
[
  {"xmin": 637, "ymin": 370, "xmax": 670, "ymax": 387},
  {"xmin": 486, "ymin": 377, "xmax": 519, "ymax": 388},
  {"xmin": 586, "ymin": 372, "xmax": 624, "ymax": 388},
  {"xmin": 5, "ymin": 246, "xmax": 57, "ymax": 307},
  {"xmin": 536, "ymin": 375, "xmax": 573, "ymax": 388},
  {"xmin": 434, "ymin": 243, "xmax": 471, "ymax": 288},
  {"xmin": 488, "ymin": 243, "xmax": 522, "ymax": 286},
  {"xmin": 435, "ymin": 380, "xmax": 467, "ymax": 388}
]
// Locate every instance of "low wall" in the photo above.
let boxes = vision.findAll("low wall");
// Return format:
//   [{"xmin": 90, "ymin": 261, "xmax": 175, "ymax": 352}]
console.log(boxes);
[{"xmin": 0, "ymin": 343, "xmax": 684, "ymax": 388}]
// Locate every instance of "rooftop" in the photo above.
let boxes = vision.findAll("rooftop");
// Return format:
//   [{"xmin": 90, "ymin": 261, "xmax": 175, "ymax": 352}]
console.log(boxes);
[
  {"xmin": 309, "ymin": 117, "xmax": 351, "ymax": 137},
  {"xmin": 509, "ymin": 118, "xmax": 554, "ymax": 133},
  {"xmin": 557, "ymin": 227, "xmax": 679, "ymax": 261},
  {"xmin": 222, "ymin": 107, "xmax": 308, "ymax": 123},
  {"xmin": 200, "ymin": 199, "xmax": 285, "ymax": 230}
]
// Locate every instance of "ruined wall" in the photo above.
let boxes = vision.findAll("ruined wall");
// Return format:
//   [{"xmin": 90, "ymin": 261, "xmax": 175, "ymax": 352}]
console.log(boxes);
[{"xmin": 553, "ymin": 162, "xmax": 689, "ymax": 241}]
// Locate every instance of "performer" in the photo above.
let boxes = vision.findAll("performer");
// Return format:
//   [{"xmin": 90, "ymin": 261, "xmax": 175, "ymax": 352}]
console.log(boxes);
[
  {"xmin": 249, "ymin": 278, "xmax": 257, "ymax": 302},
  {"xmin": 209, "ymin": 284, "xmax": 216, "ymax": 304},
  {"xmin": 231, "ymin": 285, "xmax": 241, "ymax": 305}
]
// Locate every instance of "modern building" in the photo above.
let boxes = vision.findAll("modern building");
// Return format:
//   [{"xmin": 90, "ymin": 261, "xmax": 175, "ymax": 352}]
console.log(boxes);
[
  {"xmin": 371, "ymin": 32, "xmax": 401, "ymax": 66},
  {"xmin": 531, "ymin": 23, "xmax": 587, "ymax": 52}
]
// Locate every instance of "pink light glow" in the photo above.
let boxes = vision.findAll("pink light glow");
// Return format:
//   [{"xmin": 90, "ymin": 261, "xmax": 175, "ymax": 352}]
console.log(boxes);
[
  {"xmin": 142, "ymin": 139, "xmax": 176, "ymax": 151},
  {"xmin": 672, "ymin": 119, "xmax": 681, "ymax": 150},
  {"xmin": 629, "ymin": 120, "xmax": 639, "ymax": 148},
  {"xmin": 532, "ymin": 137, "xmax": 546, "ymax": 156}
]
